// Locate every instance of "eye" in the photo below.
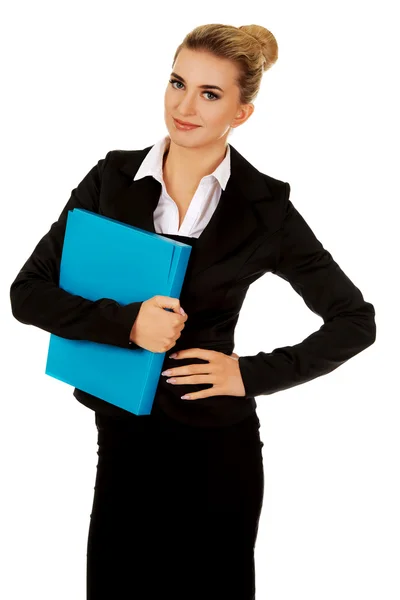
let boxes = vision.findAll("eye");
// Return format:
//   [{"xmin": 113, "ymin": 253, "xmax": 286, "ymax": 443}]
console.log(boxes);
[{"xmin": 168, "ymin": 78, "xmax": 220, "ymax": 101}]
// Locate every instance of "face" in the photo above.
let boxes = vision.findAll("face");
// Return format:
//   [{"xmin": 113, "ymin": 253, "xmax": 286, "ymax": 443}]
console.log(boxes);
[{"xmin": 164, "ymin": 48, "xmax": 254, "ymax": 147}]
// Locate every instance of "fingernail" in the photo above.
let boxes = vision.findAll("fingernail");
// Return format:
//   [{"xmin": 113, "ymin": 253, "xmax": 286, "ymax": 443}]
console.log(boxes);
[{"xmin": 169, "ymin": 353, "xmax": 178, "ymax": 358}]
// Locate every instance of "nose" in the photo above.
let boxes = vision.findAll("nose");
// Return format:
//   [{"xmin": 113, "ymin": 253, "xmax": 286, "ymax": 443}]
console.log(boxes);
[{"xmin": 176, "ymin": 92, "xmax": 197, "ymax": 115}]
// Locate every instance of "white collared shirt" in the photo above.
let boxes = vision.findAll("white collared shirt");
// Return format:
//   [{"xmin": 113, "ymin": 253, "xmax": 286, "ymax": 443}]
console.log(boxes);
[{"xmin": 133, "ymin": 134, "xmax": 231, "ymax": 237}]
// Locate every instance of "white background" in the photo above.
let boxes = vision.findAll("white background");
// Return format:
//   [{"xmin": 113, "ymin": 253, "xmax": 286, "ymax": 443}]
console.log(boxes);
[{"xmin": 2, "ymin": 1, "xmax": 398, "ymax": 598}]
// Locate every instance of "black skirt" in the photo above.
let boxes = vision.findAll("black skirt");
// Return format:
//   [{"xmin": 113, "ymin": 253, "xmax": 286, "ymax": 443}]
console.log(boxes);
[{"xmin": 86, "ymin": 407, "xmax": 265, "ymax": 600}]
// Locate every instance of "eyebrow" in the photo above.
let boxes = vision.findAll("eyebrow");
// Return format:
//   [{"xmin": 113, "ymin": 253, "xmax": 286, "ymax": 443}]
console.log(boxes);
[{"xmin": 170, "ymin": 72, "xmax": 224, "ymax": 93}]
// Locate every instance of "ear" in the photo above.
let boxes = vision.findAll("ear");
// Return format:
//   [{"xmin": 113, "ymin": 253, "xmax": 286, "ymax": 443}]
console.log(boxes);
[{"xmin": 231, "ymin": 103, "xmax": 255, "ymax": 128}]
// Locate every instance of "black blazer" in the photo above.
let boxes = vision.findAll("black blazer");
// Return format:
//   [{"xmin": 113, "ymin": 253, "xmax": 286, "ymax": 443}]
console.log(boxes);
[{"xmin": 9, "ymin": 143, "xmax": 376, "ymax": 426}]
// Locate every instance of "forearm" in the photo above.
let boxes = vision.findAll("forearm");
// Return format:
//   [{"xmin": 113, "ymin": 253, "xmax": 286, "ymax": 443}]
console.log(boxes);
[
  {"xmin": 10, "ymin": 274, "xmax": 143, "ymax": 349},
  {"xmin": 238, "ymin": 301, "xmax": 376, "ymax": 397}
]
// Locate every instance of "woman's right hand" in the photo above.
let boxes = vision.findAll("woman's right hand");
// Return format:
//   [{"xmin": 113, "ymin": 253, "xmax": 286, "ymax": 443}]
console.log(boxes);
[{"xmin": 129, "ymin": 295, "xmax": 188, "ymax": 353}]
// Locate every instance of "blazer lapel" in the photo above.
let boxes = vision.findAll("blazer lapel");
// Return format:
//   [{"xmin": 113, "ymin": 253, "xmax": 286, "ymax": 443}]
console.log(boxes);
[{"xmin": 113, "ymin": 143, "xmax": 274, "ymax": 278}]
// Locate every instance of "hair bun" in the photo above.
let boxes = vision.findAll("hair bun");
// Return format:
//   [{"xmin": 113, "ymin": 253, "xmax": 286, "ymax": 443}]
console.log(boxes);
[{"xmin": 238, "ymin": 24, "xmax": 278, "ymax": 71}]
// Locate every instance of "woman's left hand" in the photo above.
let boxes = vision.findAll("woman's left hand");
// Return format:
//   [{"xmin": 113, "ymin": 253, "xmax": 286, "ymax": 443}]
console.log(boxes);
[{"xmin": 161, "ymin": 348, "xmax": 246, "ymax": 400}]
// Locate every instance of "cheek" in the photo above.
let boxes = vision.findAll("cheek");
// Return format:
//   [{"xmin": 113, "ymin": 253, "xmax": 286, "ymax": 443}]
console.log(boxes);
[
  {"xmin": 164, "ymin": 91, "xmax": 175, "ymax": 109},
  {"xmin": 164, "ymin": 95, "xmax": 171, "ymax": 110},
  {"xmin": 207, "ymin": 108, "xmax": 232, "ymax": 128}
]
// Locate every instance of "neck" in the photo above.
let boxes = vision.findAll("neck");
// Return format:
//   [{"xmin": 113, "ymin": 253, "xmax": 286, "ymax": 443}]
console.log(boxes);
[{"xmin": 162, "ymin": 135, "xmax": 228, "ymax": 189}]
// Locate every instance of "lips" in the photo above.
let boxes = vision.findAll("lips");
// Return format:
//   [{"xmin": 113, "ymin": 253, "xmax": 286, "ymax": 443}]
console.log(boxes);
[{"xmin": 174, "ymin": 118, "xmax": 200, "ymax": 127}]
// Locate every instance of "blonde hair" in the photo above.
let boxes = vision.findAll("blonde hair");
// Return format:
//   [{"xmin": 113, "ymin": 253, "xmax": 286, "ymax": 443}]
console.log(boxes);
[{"xmin": 172, "ymin": 23, "xmax": 279, "ymax": 106}]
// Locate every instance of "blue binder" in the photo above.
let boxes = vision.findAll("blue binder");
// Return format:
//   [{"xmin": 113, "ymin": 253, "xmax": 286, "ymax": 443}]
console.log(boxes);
[{"xmin": 45, "ymin": 208, "xmax": 192, "ymax": 415}]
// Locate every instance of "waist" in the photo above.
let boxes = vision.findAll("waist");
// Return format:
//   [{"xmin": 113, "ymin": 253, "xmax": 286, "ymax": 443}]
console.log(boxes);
[{"xmin": 95, "ymin": 404, "xmax": 260, "ymax": 441}]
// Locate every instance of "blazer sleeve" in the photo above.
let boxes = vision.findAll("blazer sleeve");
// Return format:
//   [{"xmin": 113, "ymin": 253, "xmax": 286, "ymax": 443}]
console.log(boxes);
[
  {"xmin": 238, "ymin": 182, "xmax": 376, "ymax": 398},
  {"xmin": 9, "ymin": 151, "xmax": 143, "ymax": 350}
]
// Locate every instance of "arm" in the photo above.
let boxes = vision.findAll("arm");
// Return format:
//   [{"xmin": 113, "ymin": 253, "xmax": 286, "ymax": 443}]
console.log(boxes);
[
  {"xmin": 9, "ymin": 151, "xmax": 143, "ymax": 350},
  {"xmin": 238, "ymin": 182, "xmax": 376, "ymax": 397}
]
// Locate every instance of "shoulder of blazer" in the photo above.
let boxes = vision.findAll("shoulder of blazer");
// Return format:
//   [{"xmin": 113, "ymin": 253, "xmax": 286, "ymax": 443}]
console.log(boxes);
[
  {"xmin": 101, "ymin": 146, "xmax": 155, "ymax": 176},
  {"xmin": 247, "ymin": 169, "xmax": 290, "ymax": 235}
]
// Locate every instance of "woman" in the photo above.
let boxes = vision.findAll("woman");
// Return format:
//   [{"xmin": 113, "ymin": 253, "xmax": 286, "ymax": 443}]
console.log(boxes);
[{"xmin": 10, "ymin": 23, "xmax": 376, "ymax": 599}]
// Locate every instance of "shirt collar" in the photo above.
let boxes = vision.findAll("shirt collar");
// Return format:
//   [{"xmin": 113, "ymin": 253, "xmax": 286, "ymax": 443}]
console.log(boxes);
[{"xmin": 133, "ymin": 134, "xmax": 231, "ymax": 190}]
